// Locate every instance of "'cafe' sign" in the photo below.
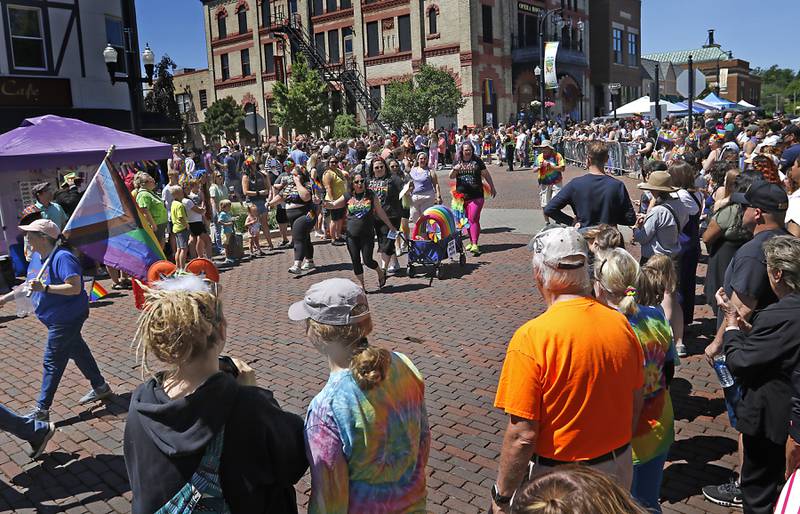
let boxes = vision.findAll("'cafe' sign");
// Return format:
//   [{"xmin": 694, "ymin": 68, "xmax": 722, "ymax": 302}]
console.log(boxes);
[{"xmin": 0, "ymin": 77, "xmax": 72, "ymax": 108}]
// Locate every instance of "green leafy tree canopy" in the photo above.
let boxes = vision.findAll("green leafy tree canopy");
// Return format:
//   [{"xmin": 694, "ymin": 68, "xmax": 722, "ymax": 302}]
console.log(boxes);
[
  {"xmin": 753, "ymin": 65, "xmax": 800, "ymax": 114},
  {"xmin": 272, "ymin": 55, "xmax": 332, "ymax": 136},
  {"xmin": 379, "ymin": 64, "xmax": 466, "ymax": 130},
  {"xmin": 201, "ymin": 96, "xmax": 245, "ymax": 141},
  {"xmin": 331, "ymin": 114, "xmax": 364, "ymax": 139},
  {"xmin": 144, "ymin": 55, "xmax": 180, "ymax": 122}
]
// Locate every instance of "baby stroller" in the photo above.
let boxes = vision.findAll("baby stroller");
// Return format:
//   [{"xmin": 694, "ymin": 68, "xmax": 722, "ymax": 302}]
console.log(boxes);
[{"xmin": 406, "ymin": 205, "xmax": 466, "ymax": 284}]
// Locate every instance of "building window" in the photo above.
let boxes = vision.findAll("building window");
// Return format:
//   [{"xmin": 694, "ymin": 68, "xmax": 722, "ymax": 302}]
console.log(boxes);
[
  {"xmin": 428, "ymin": 7, "xmax": 437, "ymax": 34},
  {"xmin": 482, "ymin": 5, "xmax": 493, "ymax": 43},
  {"xmin": 612, "ymin": 28, "xmax": 623, "ymax": 64},
  {"xmin": 221, "ymin": 53, "xmax": 230, "ymax": 80},
  {"xmin": 104, "ymin": 15, "xmax": 126, "ymax": 75},
  {"xmin": 398, "ymin": 15, "xmax": 411, "ymax": 52},
  {"xmin": 327, "ymin": 0, "xmax": 337, "ymax": 12},
  {"xmin": 264, "ymin": 42, "xmax": 275, "ymax": 73},
  {"xmin": 343, "ymin": 27, "xmax": 353, "ymax": 56},
  {"xmin": 9, "ymin": 6, "xmax": 47, "ymax": 70},
  {"xmin": 341, "ymin": 0, "xmax": 351, "ymax": 7},
  {"xmin": 370, "ymin": 85, "xmax": 381, "ymax": 108},
  {"xmin": 314, "ymin": 32, "xmax": 326, "ymax": 60},
  {"xmin": 217, "ymin": 15, "xmax": 227, "ymax": 38},
  {"xmin": 261, "ymin": 1, "xmax": 270, "ymax": 27},
  {"xmin": 328, "ymin": 30, "xmax": 340, "ymax": 62},
  {"xmin": 313, "ymin": 0, "xmax": 323, "ymax": 16},
  {"xmin": 176, "ymin": 93, "xmax": 191, "ymax": 114},
  {"xmin": 237, "ymin": 8, "xmax": 248, "ymax": 33},
  {"xmin": 366, "ymin": 21, "xmax": 379, "ymax": 57},
  {"xmin": 241, "ymin": 49, "xmax": 250, "ymax": 75},
  {"xmin": 627, "ymin": 33, "xmax": 638, "ymax": 66},
  {"xmin": 199, "ymin": 89, "xmax": 208, "ymax": 110}
]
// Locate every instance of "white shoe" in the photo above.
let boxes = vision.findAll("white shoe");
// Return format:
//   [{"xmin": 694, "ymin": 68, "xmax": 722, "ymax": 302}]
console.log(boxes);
[
  {"xmin": 301, "ymin": 260, "xmax": 315, "ymax": 271},
  {"xmin": 288, "ymin": 264, "xmax": 302, "ymax": 275}
]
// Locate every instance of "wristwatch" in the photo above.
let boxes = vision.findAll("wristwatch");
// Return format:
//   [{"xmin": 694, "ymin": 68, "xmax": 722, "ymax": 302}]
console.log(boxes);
[{"xmin": 491, "ymin": 484, "xmax": 513, "ymax": 506}]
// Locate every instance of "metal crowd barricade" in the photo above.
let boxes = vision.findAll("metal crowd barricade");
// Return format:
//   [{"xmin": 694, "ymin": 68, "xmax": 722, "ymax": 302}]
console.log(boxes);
[{"xmin": 562, "ymin": 140, "xmax": 643, "ymax": 178}]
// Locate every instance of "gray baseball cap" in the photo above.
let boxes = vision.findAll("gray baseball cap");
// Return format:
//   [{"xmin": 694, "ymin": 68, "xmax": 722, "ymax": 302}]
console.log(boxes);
[
  {"xmin": 288, "ymin": 278, "xmax": 370, "ymax": 325},
  {"xmin": 527, "ymin": 226, "xmax": 588, "ymax": 270}
]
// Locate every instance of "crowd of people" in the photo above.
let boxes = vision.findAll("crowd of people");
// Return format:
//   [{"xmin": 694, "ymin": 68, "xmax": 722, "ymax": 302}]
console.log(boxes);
[{"xmin": 0, "ymin": 106, "xmax": 800, "ymax": 514}]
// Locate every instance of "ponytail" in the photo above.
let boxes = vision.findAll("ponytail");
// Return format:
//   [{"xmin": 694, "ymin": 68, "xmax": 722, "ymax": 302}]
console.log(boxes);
[
  {"xmin": 350, "ymin": 338, "xmax": 392, "ymax": 390},
  {"xmin": 594, "ymin": 248, "xmax": 640, "ymax": 316}
]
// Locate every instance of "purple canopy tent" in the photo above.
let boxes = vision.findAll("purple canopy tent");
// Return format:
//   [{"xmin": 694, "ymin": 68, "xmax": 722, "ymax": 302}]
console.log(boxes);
[
  {"xmin": 0, "ymin": 115, "xmax": 172, "ymax": 256},
  {"xmin": 0, "ymin": 115, "xmax": 172, "ymax": 172}
]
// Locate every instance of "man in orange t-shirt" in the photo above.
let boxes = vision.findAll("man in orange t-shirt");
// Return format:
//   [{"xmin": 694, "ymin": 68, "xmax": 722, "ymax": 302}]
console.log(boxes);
[{"xmin": 489, "ymin": 227, "xmax": 644, "ymax": 514}]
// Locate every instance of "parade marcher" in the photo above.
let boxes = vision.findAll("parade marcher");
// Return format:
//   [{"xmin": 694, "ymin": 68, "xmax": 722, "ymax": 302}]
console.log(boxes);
[
  {"xmin": 241, "ymin": 157, "xmax": 274, "ymax": 253},
  {"xmin": 534, "ymin": 140, "xmax": 566, "ymax": 225},
  {"xmin": 289, "ymin": 278, "xmax": 430, "ymax": 514},
  {"xmin": 125, "ymin": 285, "xmax": 307, "ymax": 514},
  {"xmin": 720, "ymin": 236, "xmax": 800, "ymax": 513},
  {"xmin": 408, "ymin": 152, "xmax": 443, "ymax": 225},
  {"xmin": 270, "ymin": 158, "xmax": 316, "ymax": 274},
  {"xmin": 451, "ymin": 141, "xmax": 497, "ymax": 256},
  {"xmin": 16, "ymin": 219, "xmax": 112, "ymax": 422},
  {"xmin": 545, "ymin": 142, "xmax": 636, "ymax": 229},
  {"xmin": 322, "ymin": 155, "xmax": 348, "ymax": 245},
  {"xmin": 491, "ymin": 227, "xmax": 644, "ymax": 513},
  {"xmin": 32, "ymin": 182, "xmax": 68, "ymax": 230},
  {"xmin": 367, "ymin": 157, "xmax": 405, "ymax": 275},
  {"xmin": 325, "ymin": 171, "xmax": 397, "ymax": 290}
]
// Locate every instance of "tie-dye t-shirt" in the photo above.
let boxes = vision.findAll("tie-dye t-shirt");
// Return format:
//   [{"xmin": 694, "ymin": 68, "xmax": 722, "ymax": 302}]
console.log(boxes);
[
  {"xmin": 535, "ymin": 152, "xmax": 565, "ymax": 185},
  {"xmin": 626, "ymin": 304, "xmax": 676, "ymax": 465},
  {"xmin": 305, "ymin": 351, "xmax": 430, "ymax": 514}
]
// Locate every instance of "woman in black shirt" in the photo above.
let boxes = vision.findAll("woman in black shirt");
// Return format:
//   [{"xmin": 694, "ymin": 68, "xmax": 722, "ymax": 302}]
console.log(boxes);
[
  {"xmin": 449, "ymin": 142, "xmax": 496, "ymax": 256},
  {"xmin": 269, "ymin": 158, "xmax": 315, "ymax": 274},
  {"xmin": 326, "ymin": 171, "xmax": 398, "ymax": 290},
  {"xmin": 367, "ymin": 157, "xmax": 406, "ymax": 275}
]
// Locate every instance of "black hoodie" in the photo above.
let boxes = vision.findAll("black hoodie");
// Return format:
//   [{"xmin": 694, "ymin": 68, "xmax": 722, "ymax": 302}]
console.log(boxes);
[{"xmin": 124, "ymin": 372, "xmax": 307, "ymax": 514}]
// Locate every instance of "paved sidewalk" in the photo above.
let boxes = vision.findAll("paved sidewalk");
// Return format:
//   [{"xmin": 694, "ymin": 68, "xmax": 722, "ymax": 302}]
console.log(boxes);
[{"xmin": 0, "ymin": 165, "xmax": 738, "ymax": 513}]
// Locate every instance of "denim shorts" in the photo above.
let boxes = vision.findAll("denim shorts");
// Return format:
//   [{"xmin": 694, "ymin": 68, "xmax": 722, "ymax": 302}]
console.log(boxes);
[{"xmin": 175, "ymin": 229, "xmax": 189, "ymax": 249}]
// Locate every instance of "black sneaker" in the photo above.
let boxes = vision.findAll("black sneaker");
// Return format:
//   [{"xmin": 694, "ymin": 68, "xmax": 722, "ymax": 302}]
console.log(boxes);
[
  {"xmin": 28, "ymin": 422, "xmax": 56, "ymax": 459},
  {"xmin": 702, "ymin": 479, "xmax": 742, "ymax": 508}
]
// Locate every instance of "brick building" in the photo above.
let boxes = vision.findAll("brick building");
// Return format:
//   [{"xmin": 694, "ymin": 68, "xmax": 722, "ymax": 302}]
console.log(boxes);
[
  {"xmin": 197, "ymin": 0, "xmax": 533, "ymax": 140},
  {"xmin": 588, "ymin": 0, "xmax": 642, "ymax": 118}
]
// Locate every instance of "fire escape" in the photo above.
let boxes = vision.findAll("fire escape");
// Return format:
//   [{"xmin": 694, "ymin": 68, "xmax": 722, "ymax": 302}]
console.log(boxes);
[{"xmin": 268, "ymin": 12, "xmax": 390, "ymax": 135}]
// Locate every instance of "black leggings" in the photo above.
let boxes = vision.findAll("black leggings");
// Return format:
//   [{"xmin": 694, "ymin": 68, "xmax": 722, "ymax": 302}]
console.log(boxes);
[
  {"xmin": 286, "ymin": 207, "xmax": 315, "ymax": 262},
  {"xmin": 346, "ymin": 228, "xmax": 378, "ymax": 276},
  {"xmin": 375, "ymin": 217, "xmax": 401, "ymax": 256}
]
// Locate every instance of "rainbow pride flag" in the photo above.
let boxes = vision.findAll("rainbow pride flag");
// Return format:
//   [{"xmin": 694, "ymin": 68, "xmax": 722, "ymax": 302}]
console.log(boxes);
[
  {"xmin": 62, "ymin": 158, "xmax": 166, "ymax": 280},
  {"xmin": 89, "ymin": 281, "xmax": 108, "ymax": 302}
]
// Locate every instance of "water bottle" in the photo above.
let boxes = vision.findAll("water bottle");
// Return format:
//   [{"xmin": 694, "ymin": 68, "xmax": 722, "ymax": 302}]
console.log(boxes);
[{"xmin": 713, "ymin": 355, "xmax": 735, "ymax": 388}]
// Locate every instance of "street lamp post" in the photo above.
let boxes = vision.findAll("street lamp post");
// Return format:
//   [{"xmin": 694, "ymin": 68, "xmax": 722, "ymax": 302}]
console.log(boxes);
[
  {"xmin": 537, "ymin": 7, "xmax": 562, "ymax": 122},
  {"xmin": 534, "ymin": 65, "xmax": 542, "ymax": 120},
  {"xmin": 608, "ymin": 83, "xmax": 621, "ymax": 121},
  {"xmin": 101, "ymin": 0, "xmax": 156, "ymax": 134}
]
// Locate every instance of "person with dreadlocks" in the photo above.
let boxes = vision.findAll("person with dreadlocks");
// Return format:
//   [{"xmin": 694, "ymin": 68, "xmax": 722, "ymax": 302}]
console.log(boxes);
[{"xmin": 124, "ymin": 275, "xmax": 307, "ymax": 513}]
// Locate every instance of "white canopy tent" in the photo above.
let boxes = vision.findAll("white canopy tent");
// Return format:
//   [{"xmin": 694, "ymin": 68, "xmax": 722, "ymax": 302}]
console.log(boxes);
[{"xmin": 612, "ymin": 96, "xmax": 683, "ymax": 117}]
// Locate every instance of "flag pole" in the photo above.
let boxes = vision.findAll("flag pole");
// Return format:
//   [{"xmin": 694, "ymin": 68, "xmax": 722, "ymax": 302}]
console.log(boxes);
[{"xmin": 27, "ymin": 146, "xmax": 117, "ymax": 295}]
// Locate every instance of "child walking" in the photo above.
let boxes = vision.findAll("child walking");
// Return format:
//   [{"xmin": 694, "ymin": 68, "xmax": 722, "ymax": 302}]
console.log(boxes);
[
  {"xmin": 217, "ymin": 200, "xmax": 236, "ymax": 266},
  {"xmin": 245, "ymin": 203, "xmax": 262, "ymax": 257},
  {"xmin": 169, "ymin": 185, "xmax": 189, "ymax": 269}
]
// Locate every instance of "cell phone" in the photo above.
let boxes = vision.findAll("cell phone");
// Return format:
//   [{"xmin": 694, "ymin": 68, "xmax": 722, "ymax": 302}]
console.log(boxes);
[{"xmin": 387, "ymin": 230, "xmax": 398, "ymax": 240}]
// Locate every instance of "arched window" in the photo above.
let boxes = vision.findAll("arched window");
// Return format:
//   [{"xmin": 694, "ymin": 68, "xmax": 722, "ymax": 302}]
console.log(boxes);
[
  {"xmin": 428, "ymin": 7, "xmax": 438, "ymax": 35},
  {"xmin": 216, "ymin": 8, "xmax": 227, "ymax": 39},
  {"xmin": 238, "ymin": 8, "xmax": 248, "ymax": 33}
]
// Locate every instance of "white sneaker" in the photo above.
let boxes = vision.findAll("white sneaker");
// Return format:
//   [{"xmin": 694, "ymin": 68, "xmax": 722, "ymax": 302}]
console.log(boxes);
[
  {"xmin": 676, "ymin": 343, "xmax": 688, "ymax": 357},
  {"xmin": 288, "ymin": 264, "xmax": 302, "ymax": 275},
  {"xmin": 301, "ymin": 260, "xmax": 315, "ymax": 271}
]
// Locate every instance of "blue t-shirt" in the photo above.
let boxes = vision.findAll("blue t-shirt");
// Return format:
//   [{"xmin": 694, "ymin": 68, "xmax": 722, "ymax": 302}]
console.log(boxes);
[
  {"xmin": 26, "ymin": 247, "xmax": 88, "ymax": 325},
  {"xmin": 217, "ymin": 211, "xmax": 234, "ymax": 234}
]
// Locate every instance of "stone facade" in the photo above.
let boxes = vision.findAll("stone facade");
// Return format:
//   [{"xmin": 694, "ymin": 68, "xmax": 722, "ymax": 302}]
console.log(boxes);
[{"xmin": 173, "ymin": 68, "xmax": 213, "ymax": 148}]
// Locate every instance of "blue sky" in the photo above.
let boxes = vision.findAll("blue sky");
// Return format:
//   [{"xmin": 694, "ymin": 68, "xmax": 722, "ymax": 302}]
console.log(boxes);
[{"xmin": 136, "ymin": 0, "xmax": 798, "ymax": 72}]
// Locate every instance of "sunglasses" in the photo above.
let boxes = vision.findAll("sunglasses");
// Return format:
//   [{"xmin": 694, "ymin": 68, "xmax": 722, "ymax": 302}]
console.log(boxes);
[{"xmin": 353, "ymin": 180, "xmax": 365, "ymax": 184}]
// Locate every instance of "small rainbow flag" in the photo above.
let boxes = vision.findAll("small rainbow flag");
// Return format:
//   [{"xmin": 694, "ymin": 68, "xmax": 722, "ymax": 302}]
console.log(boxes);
[{"xmin": 89, "ymin": 281, "xmax": 108, "ymax": 302}]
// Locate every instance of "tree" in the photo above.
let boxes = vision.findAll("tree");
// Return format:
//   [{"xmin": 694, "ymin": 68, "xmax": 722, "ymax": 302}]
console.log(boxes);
[
  {"xmin": 272, "ymin": 55, "xmax": 332, "ymax": 135},
  {"xmin": 379, "ymin": 64, "xmax": 465, "ymax": 130},
  {"xmin": 330, "ymin": 113, "xmax": 364, "ymax": 139},
  {"xmin": 753, "ymin": 65, "xmax": 800, "ymax": 114},
  {"xmin": 144, "ymin": 55, "xmax": 180, "ymax": 122},
  {"xmin": 201, "ymin": 97, "xmax": 245, "ymax": 142}
]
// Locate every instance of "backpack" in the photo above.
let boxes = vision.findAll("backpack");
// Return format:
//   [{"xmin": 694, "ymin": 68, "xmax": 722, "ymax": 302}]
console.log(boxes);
[
  {"xmin": 660, "ymin": 202, "xmax": 691, "ymax": 250},
  {"xmin": 154, "ymin": 427, "xmax": 231, "ymax": 514}
]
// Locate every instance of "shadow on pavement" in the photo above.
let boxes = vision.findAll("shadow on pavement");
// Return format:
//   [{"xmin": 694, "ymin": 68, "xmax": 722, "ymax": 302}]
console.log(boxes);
[
  {"xmin": 482, "ymin": 227, "xmax": 514, "ymax": 234},
  {"xmin": 668, "ymin": 435, "xmax": 737, "ymax": 464},
  {"xmin": 478, "ymin": 242, "xmax": 527, "ymax": 253},
  {"xmin": 661, "ymin": 462, "xmax": 734, "ymax": 503},
  {"xmin": 8, "ymin": 452, "xmax": 129, "ymax": 513},
  {"xmin": 382, "ymin": 283, "xmax": 430, "ymax": 294},
  {"xmin": 670, "ymin": 378, "xmax": 726, "ymax": 422},
  {"xmin": 55, "ymin": 392, "xmax": 131, "ymax": 429}
]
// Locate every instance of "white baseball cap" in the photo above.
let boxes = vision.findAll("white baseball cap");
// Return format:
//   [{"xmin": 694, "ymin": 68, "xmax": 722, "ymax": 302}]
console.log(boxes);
[
  {"xmin": 18, "ymin": 219, "xmax": 61, "ymax": 240},
  {"xmin": 527, "ymin": 226, "xmax": 588, "ymax": 269},
  {"xmin": 289, "ymin": 278, "xmax": 370, "ymax": 326}
]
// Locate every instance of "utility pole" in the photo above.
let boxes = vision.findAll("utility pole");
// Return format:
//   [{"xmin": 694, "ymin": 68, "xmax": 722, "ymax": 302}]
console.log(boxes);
[
  {"xmin": 687, "ymin": 55, "xmax": 694, "ymax": 131},
  {"xmin": 654, "ymin": 62, "xmax": 661, "ymax": 121}
]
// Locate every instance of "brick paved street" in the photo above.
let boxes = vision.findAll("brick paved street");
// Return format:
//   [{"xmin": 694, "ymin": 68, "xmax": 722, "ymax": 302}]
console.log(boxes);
[{"xmin": 0, "ymin": 165, "xmax": 738, "ymax": 513}]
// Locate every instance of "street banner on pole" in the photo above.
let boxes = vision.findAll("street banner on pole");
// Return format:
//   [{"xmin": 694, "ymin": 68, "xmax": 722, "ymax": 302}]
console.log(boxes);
[
  {"xmin": 719, "ymin": 68, "xmax": 729, "ymax": 93},
  {"xmin": 544, "ymin": 42, "xmax": 559, "ymax": 90}
]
